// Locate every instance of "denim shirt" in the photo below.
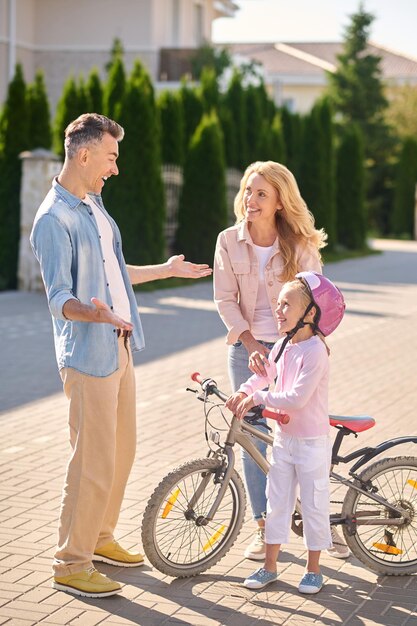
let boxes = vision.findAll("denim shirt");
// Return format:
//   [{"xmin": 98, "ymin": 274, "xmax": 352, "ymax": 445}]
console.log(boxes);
[{"xmin": 30, "ymin": 178, "xmax": 145, "ymax": 377}]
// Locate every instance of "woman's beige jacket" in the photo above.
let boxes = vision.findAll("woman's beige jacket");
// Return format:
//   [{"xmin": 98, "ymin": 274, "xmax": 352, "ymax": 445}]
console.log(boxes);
[{"xmin": 214, "ymin": 221, "xmax": 322, "ymax": 345}]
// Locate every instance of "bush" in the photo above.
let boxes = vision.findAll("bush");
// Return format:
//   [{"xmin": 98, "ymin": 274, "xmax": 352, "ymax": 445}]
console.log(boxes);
[{"xmin": 175, "ymin": 113, "xmax": 227, "ymax": 264}]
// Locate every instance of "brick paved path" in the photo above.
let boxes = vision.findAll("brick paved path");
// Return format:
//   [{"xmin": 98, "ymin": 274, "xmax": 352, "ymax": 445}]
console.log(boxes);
[{"xmin": 1, "ymin": 239, "xmax": 417, "ymax": 625}]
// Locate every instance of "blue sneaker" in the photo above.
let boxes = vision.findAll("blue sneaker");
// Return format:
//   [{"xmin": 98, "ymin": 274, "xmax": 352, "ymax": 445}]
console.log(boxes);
[
  {"xmin": 298, "ymin": 572, "xmax": 323, "ymax": 594},
  {"xmin": 243, "ymin": 567, "xmax": 278, "ymax": 589}
]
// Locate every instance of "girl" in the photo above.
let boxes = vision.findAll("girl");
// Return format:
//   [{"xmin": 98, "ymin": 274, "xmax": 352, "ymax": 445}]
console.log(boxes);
[
  {"xmin": 226, "ymin": 271, "xmax": 345, "ymax": 594},
  {"xmin": 214, "ymin": 161, "xmax": 329, "ymax": 560}
]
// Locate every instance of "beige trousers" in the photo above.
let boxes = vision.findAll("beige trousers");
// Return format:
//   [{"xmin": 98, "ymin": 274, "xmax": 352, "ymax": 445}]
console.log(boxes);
[{"xmin": 53, "ymin": 336, "xmax": 136, "ymax": 576}]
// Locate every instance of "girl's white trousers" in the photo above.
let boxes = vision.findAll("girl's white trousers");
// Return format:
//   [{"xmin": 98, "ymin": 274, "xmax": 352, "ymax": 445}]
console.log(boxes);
[{"xmin": 265, "ymin": 432, "xmax": 333, "ymax": 550}]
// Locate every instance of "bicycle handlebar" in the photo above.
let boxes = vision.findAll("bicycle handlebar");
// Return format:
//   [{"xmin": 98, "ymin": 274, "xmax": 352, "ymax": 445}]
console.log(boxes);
[{"xmin": 191, "ymin": 372, "xmax": 290, "ymax": 424}]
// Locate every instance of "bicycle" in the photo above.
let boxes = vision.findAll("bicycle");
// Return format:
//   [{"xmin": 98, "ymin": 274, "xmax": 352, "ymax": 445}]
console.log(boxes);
[{"xmin": 141, "ymin": 373, "xmax": 417, "ymax": 578}]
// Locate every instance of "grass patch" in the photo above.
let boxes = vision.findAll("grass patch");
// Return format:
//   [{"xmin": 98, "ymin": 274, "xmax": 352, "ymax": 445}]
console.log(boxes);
[
  {"xmin": 322, "ymin": 246, "xmax": 381, "ymax": 264},
  {"xmin": 134, "ymin": 274, "xmax": 213, "ymax": 292}
]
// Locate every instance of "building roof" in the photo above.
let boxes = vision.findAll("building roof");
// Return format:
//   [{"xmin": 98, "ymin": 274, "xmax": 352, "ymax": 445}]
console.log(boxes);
[{"xmin": 224, "ymin": 41, "xmax": 417, "ymax": 81}]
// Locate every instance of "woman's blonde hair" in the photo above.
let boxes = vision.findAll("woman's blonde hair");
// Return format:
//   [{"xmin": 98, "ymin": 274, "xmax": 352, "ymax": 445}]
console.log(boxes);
[{"xmin": 234, "ymin": 161, "xmax": 327, "ymax": 282}]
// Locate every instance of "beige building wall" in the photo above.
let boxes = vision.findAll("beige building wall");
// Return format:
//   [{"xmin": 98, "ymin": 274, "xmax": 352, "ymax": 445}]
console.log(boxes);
[
  {"xmin": 270, "ymin": 82, "xmax": 326, "ymax": 114},
  {"xmin": 0, "ymin": 0, "xmax": 227, "ymax": 109},
  {"xmin": 1, "ymin": 0, "xmax": 204, "ymax": 105}
]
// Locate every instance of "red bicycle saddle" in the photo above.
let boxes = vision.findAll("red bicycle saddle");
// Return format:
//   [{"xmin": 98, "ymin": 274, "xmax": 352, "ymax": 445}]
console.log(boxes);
[{"xmin": 329, "ymin": 415, "xmax": 375, "ymax": 432}]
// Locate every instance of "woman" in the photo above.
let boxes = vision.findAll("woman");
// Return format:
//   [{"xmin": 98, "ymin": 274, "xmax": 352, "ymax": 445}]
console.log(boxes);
[{"xmin": 214, "ymin": 161, "xmax": 349, "ymax": 561}]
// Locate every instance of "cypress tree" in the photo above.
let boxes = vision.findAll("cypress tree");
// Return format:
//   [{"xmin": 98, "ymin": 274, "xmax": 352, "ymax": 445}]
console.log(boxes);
[
  {"xmin": 105, "ymin": 37, "xmax": 124, "ymax": 73},
  {"xmin": 157, "ymin": 90, "xmax": 184, "ymax": 165},
  {"xmin": 245, "ymin": 84, "xmax": 263, "ymax": 163},
  {"xmin": 315, "ymin": 98, "xmax": 337, "ymax": 248},
  {"xmin": 336, "ymin": 125, "xmax": 366, "ymax": 249},
  {"xmin": 199, "ymin": 66, "xmax": 220, "ymax": 113},
  {"xmin": 256, "ymin": 81, "xmax": 276, "ymax": 123},
  {"xmin": 0, "ymin": 64, "xmax": 29, "ymax": 289},
  {"xmin": 391, "ymin": 137, "xmax": 417, "ymax": 237},
  {"xmin": 218, "ymin": 106, "xmax": 237, "ymax": 169},
  {"xmin": 280, "ymin": 107, "xmax": 302, "ymax": 176},
  {"xmin": 53, "ymin": 75, "xmax": 81, "ymax": 156},
  {"xmin": 103, "ymin": 57, "xmax": 126, "ymax": 120},
  {"xmin": 77, "ymin": 75, "xmax": 91, "ymax": 114},
  {"xmin": 223, "ymin": 70, "xmax": 248, "ymax": 169},
  {"xmin": 86, "ymin": 67, "xmax": 104, "ymax": 113},
  {"xmin": 179, "ymin": 80, "xmax": 203, "ymax": 155},
  {"xmin": 103, "ymin": 63, "xmax": 165, "ymax": 265},
  {"xmin": 175, "ymin": 113, "xmax": 227, "ymax": 264},
  {"xmin": 269, "ymin": 113, "xmax": 286, "ymax": 163},
  {"xmin": 27, "ymin": 70, "xmax": 52, "ymax": 150},
  {"xmin": 327, "ymin": 4, "xmax": 394, "ymax": 234},
  {"xmin": 298, "ymin": 109, "xmax": 327, "ymax": 232}
]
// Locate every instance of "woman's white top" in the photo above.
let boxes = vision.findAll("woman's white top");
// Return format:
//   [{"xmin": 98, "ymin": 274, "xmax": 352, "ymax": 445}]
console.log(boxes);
[{"xmin": 251, "ymin": 244, "xmax": 278, "ymax": 342}]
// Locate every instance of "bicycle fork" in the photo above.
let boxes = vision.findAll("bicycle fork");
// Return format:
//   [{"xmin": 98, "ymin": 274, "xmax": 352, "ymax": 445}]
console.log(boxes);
[{"xmin": 186, "ymin": 447, "xmax": 236, "ymax": 526}]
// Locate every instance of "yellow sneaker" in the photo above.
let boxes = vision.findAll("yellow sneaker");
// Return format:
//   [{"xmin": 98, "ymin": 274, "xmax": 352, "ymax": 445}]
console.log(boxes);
[
  {"xmin": 53, "ymin": 566, "xmax": 121, "ymax": 597},
  {"xmin": 94, "ymin": 540, "xmax": 144, "ymax": 568}
]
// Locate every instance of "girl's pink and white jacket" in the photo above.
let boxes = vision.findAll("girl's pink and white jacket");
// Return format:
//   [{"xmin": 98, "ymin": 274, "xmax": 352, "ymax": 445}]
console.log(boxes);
[{"xmin": 239, "ymin": 335, "xmax": 330, "ymax": 438}]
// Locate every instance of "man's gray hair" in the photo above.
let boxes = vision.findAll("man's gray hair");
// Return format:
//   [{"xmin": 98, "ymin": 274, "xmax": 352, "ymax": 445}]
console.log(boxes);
[{"xmin": 64, "ymin": 113, "xmax": 124, "ymax": 159}]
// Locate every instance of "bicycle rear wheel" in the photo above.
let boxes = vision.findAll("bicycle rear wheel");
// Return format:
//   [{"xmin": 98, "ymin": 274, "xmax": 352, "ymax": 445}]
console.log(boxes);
[
  {"xmin": 342, "ymin": 456, "xmax": 417, "ymax": 575},
  {"xmin": 141, "ymin": 457, "xmax": 246, "ymax": 578}
]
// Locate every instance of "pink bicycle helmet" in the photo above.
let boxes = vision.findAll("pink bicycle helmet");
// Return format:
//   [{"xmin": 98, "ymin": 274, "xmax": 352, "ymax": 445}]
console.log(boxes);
[{"xmin": 295, "ymin": 271, "xmax": 345, "ymax": 336}]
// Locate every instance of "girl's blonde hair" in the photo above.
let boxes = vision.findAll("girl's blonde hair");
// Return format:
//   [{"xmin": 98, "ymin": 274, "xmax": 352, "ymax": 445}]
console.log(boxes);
[
  {"xmin": 234, "ymin": 161, "xmax": 327, "ymax": 282},
  {"xmin": 284, "ymin": 279, "xmax": 330, "ymax": 354}
]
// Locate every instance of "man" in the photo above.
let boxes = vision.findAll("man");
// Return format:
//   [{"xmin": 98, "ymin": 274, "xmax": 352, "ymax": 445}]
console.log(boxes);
[{"xmin": 30, "ymin": 113, "xmax": 212, "ymax": 598}]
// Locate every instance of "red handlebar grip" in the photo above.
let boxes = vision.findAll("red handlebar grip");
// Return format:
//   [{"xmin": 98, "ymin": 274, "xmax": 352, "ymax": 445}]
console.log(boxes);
[
  {"xmin": 191, "ymin": 372, "xmax": 203, "ymax": 383},
  {"xmin": 262, "ymin": 408, "xmax": 290, "ymax": 424}
]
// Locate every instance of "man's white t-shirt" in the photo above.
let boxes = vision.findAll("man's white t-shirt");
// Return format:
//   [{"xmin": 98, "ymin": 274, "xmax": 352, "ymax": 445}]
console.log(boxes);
[{"xmin": 84, "ymin": 194, "xmax": 131, "ymax": 322}]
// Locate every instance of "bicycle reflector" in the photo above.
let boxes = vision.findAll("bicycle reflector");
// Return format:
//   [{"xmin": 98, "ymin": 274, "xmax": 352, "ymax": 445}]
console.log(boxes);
[
  {"xmin": 161, "ymin": 488, "xmax": 180, "ymax": 519},
  {"xmin": 203, "ymin": 525, "xmax": 226, "ymax": 552},
  {"xmin": 372, "ymin": 543, "xmax": 403, "ymax": 556}
]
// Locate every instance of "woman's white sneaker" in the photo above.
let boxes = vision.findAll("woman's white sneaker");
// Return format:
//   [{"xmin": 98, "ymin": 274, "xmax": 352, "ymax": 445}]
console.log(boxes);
[
  {"xmin": 327, "ymin": 527, "xmax": 351, "ymax": 558},
  {"xmin": 244, "ymin": 528, "xmax": 265, "ymax": 560}
]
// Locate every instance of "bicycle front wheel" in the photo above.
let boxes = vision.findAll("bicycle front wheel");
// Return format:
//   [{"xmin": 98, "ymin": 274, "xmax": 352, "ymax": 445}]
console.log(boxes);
[
  {"xmin": 141, "ymin": 457, "xmax": 246, "ymax": 578},
  {"xmin": 342, "ymin": 456, "xmax": 417, "ymax": 575}
]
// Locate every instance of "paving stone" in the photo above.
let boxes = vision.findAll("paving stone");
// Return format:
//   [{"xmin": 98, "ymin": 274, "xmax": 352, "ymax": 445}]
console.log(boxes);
[{"xmin": 1, "ymin": 240, "xmax": 417, "ymax": 626}]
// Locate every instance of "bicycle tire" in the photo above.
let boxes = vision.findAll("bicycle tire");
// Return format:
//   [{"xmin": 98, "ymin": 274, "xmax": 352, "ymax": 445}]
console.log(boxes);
[
  {"xmin": 141, "ymin": 457, "xmax": 246, "ymax": 578},
  {"xmin": 342, "ymin": 456, "xmax": 417, "ymax": 575}
]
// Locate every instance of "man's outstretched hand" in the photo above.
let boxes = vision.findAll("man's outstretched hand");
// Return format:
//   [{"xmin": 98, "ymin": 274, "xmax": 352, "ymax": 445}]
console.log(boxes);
[
  {"xmin": 91, "ymin": 297, "xmax": 133, "ymax": 331},
  {"xmin": 167, "ymin": 255, "xmax": 212, "ymax": 279}
]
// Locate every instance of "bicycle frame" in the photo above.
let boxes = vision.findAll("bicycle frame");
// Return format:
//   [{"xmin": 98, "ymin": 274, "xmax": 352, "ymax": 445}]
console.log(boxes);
[
  {"xmin": 197, "ymin": 376, "xmax": 416, "ymax": 525},
  {"xmin": 207, "ymin": 413, "xmax": 415, "ymax": 525}
]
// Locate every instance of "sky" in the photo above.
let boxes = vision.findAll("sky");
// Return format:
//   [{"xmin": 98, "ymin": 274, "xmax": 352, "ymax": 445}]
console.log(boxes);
[{"xmin": 212, "ymin": 0, "xmax": 417, "ymax": 60}]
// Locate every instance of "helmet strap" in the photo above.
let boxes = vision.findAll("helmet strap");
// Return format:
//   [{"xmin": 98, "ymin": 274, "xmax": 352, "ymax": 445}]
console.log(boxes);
[{"xmin": 274, "ymin": 301, "xmax": 316, "ymax": 364}]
